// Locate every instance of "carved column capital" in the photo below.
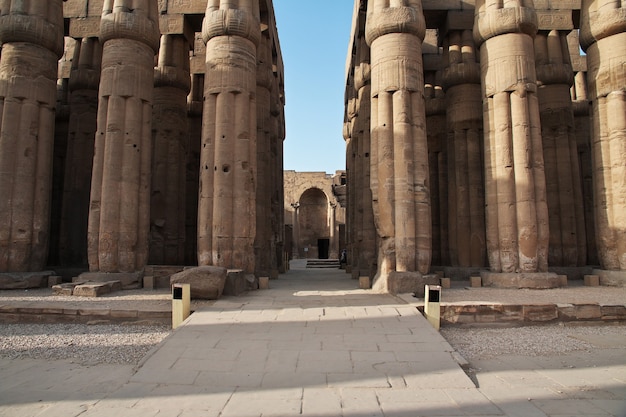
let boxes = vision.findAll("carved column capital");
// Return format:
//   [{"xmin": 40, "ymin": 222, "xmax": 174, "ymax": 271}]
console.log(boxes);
[
  {"xmin": 473, "ymin": 1, "xmax": 538, "ymax": 47},
  {"xmin": 100, "ymin": 0, "xmax": 160, "ymax": 53},
  {"xmin": 202, "ymin": 5, "xmax": 261, "ymax": 47},
  {"xmin": 365, "ymin": 2, "xmax": 426, "ymax": 46},
  {"xmin": 0, "ymin": 1, "xmax": 64, "ymax": 58}
]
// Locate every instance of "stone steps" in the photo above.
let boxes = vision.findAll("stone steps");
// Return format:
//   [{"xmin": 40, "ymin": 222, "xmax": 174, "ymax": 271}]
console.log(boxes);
[{"xmin": 306, "ymin": 259, "xmax": 341, "ymax": 269}]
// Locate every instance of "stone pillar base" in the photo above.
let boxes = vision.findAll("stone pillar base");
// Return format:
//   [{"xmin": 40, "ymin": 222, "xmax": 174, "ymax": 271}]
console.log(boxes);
[
  {"xmin": 375, "ymin": 271, "xmax": 440, "ymax": 297},
  {"xmin": 76, "ymin": 271, "xmax": 143, "ymax": 290},
  {"xmin": 0, "ymin": 271, "xmax": 56, "ymax": 289},
  {"xmin": 593, "ymin": 269, "xmax": 626, "ymax": 287},
  {"xmin": 440, "ymin": 266, "xmax": 488, "ymax": 280},
  {"xmin": 548, "ymin": 266, "xmax": 594, "ymax": 281},
  {"xmin": 480, "ymin": 271, "xmax": 563, "ymax": 289}
]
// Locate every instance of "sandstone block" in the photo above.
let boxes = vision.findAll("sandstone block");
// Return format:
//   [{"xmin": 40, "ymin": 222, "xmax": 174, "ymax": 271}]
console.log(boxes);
[
  {"xmin": 480, "ymin": 272, "xmax": 563, "ymax": 289},
  {"xmin": 600, "ymin": 305, "xmax": 626, "ymax": 321},
  {"xmin": 170, "ymin": 266, "xmax": 227, "ymax": 299},
  {"xmin": 143, "ymin": 276, "xmax": 155, "ymax": 290},
  {"xmin": 594, "ymin": 270, "xmax": 626, "ymax": 287},
  {"xmin": 259, "ymin": 276, "xmax": 270, "ymax": 290},
  {"xmin": 223, "ymin": 269, "xmax": 246, "ymax": 296},
  {"xmin": 73, "ymin": 281, "xmax": 122, "ymax": 297},
  {"xmin": 52, "ymin": 282, "xmax": 84, "ymax": 296},
  {"xmin": 470, "ymin": 276, "xmax": 481, "ymax": 287},
  {"xmin": 584, "ymin": 274, "xmax": 600, "ymax": 286},
  {"xmin": 523, "ymin": 305, "xmax": 558, "ymax": 322},
  {"xmin": 77, "ymin": 272, "xmax": 142, "ymax": 290},
  {"xmin": 386, "ymin": 272, "xmax": 439, "ymax": 297},
  {"xmin": 440, "ymin": 277, "xmax": 451, "ymax": 289},
  {"xmin": 359, "ymin": 276, "xmax": 370, "ymax": 289}
]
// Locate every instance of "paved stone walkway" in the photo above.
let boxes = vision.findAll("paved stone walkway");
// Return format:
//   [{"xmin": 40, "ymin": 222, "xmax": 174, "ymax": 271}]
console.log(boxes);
[{"xmin": 1, "ymin": 262, "xmax": 625, "ymax": 416}]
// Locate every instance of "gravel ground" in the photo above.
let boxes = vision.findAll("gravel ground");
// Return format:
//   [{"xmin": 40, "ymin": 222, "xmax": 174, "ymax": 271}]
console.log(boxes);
[
  {"xmin": 0, "ymin": 323, "xmax": 171, "ymax": 365},
  {"xmin": 440, "ymin": 322, "xmax": 626, "ymax": 362}
]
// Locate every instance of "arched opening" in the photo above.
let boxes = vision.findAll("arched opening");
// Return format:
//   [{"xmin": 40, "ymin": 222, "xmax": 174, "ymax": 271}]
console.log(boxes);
[{"xmin": 298, "ymin": 188, "xmax": 329, "ymax": 259}]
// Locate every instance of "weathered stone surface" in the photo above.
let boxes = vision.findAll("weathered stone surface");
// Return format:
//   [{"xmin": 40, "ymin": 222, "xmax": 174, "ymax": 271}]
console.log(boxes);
[
  {"xmin": 481, "ymin": 271, "xmax": 563, "ymax": 289},
  {"xmin": 170, "ymin": 266, "xmax": 227, "ymax": 300},
  {"xmin": 384, "ymin": 272, "xmax": 439, "ymax": 296},
  {"xmin": 595, "ymin": 269, "xmax": 626, "ymax": 287},
  {"xmin": 52, "ymin": 282, "xmax": 84, "ymax": 296},
  {"xmin": 0, "ymin": 272, "xmax": 55, "ymax": 289},
  {"xmin": 76, "ymin": 272, "xmax": 142, "ymax": 290},
  {"xmin": 72, "ymin": 281, "xmax": 122, "ymax": 297}
]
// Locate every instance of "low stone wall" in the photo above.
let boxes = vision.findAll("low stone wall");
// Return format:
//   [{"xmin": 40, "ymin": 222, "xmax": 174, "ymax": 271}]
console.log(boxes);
[
  {"xmin": 0, "ymin": 306, "xmax": 170, "ymax": 324},
  {"xmin": 417, "ymin": 303, "xmax": 626, "ymax": 325}
]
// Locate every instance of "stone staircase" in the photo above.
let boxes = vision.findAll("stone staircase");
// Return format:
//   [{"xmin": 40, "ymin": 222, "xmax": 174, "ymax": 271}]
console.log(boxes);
[{"xmin": 306, "ymin": 259, "xmax": 341, "ymax": 269}]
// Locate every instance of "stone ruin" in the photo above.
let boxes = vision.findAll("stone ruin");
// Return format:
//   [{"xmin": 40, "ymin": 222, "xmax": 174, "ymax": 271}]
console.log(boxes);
[
  {"xmin": 343, "ymin": 0, "xmax": 626, "ymax": 291},
  {"xmin": 0, "ymin": 0, "xmax": 624, "ymax": 296}
]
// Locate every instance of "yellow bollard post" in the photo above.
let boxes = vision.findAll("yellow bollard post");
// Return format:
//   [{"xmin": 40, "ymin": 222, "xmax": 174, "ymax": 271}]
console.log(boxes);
[{"xmin": 172, "ymin": 283, "xmax": 190, "ymax": 329}]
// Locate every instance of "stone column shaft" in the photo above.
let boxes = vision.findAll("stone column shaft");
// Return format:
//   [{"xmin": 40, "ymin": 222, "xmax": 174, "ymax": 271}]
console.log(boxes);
[
  {"xmin": 535, "ymin": 30, "xmax": 586, "ymax": 267},
  {"xmin": 475, "ymin": 1, "xmax": 550, "ymax": 274},
  {"xmin": 0, "ymin": 1, "xmax": 64, "ymax": 272},
  {"xmin": 581, "ymin": 0, "xmax": 626, "ymax": 278},
  {"xmin": 442, "ymin": 29, "xmax": 485, "ymax": 268},
  {"xmin": 365, "ymin": 0, "xmax": 430, "ymax": 286},
  {"xmin": 88, "ymin": 0, "xmax": 160, "ymax": 273},
  {"xmin": 199, "ymin": 1, "xmax": 260, "ymax": 273},
  {"xmin": 60, "ymin": 37, "xmax": 102, "ymax": 267},
  {"xmin": 150, "ymin": 34, "xmax": 191, "ymax": 265},
  {"xmin": 256, "ymin": 33, "xmax": 273, "ymax": 277}
]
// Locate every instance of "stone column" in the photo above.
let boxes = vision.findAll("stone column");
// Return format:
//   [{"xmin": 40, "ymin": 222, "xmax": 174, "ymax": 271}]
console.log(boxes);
[
  {"xmin": 580, "ymin": 0, "xmax": 626, "ymax": 285},
  {"xmin": 86, "ymin": 0, "xmax": 160, "ymax": 278},
  {"xmin": 442, "ymin": 29, "xmax": 486, "ymax": 268},
  {"xmin": 185, "ymin": 73, "xmax": 203, "ymax": 266},
  {"xmin": 535, "ymin": 30, "xmax": 586, "ymax": 267},
  {"xmin": 291, "ymin": 203, "xmax": 300, "ymax": 258},
  {"xmin": 474, "ymin": 0, "xmax": 559, "ymax": 287},
  {"xmin": 149, "ymin": 34, "xmax": 191, "ymax": 266},
  {"xmin": 365, "ymin": 0, "xmax": 431, "ymax": 292},
  {"xmin": 199, "ymin": 0, "xmax": 260, "ymax": 273},
  {"xmin": 0, "ymin": 1, "xmax": 64, "ymax": 273},
  {"xmin": 425, "ymin": 75, "xmax": 448, "ymax": 268},
  {"xmin": 60, "ymin": 37, "xmax": 102, "ymax": 267},
  {"xmin": 255, "ymin": 32, "xmax": 273, "ymax": 277},
  {"xmin": 352, "ymin": 29, "xmax": 376, "ymax": 280},
  {"xmin": 329, "ymin": 202, "xmax": 338, "ymax": 259},
  {"xmin": 271, "ymin": 76, "xmax": 286, "ymax": 274}
]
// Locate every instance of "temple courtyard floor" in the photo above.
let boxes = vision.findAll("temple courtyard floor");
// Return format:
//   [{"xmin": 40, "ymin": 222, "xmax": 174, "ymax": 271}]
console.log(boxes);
[{"xmin": 1, "ymin": 261, "xmax": 624, "ymax": 416}]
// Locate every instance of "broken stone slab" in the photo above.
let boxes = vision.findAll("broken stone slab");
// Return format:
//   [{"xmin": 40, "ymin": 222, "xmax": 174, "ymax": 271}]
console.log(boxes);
[
  {"xmin": 169, "ymin": 266, "xmax": 227, "ymax": 300},
  {"xmin": 480, "ymin": 271, "xmax": 563, "ymax": 289},
  {"xmin": 76, "ymin": 271, "xmax": 143, "ymax": 290},
  {"xmin": 0, "ymin": 271, "xmax": 56, "ymax": 289},
  {"xmin": 52, "ymin": 282, "xmax": 87, "ymax": 296},
  {"xmin": 72, "ymin": 281, "xmax": 123, "ymax": 297}
]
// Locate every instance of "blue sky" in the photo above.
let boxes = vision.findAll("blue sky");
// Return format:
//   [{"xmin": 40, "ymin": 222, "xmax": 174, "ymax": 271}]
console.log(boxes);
[{"xmin": 273, "ymin": 0, "xmax": 354, "ymax": 174}]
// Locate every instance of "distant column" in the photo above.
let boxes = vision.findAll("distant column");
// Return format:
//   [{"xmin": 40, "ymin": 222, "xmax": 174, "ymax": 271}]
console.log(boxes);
[
  {"xmin": 199, "ymin": 0, "xmax": 260, "ymax": 273},
  {"xmin": 474, "ymin": 0, "xmax": 550, "ymax": 274},
  {"xmin": 535, "ymin": 30, "xmax": 586, "ymax": 267},
  {"xmin": 0, "ymin": 1, "xmax": 64, "ymax": 272},
  {"xmin": 60, "ymin": 37, "xmax": 102, "ymax": 267},
  {"xmin": 365, "ymin": 0, "xmax": 431, "ymax": 290},
  {"xmin": 580, "ymin": 0, "xmax": 626, "ymax": 284},
  {"xmin": 87, "ymin": 0, "xmax": 160, "ymax": 273},
  {"xmin": 442, "ymin": 29, "xmax": 485, "ymax": 268},
  {"xmin": 150, "ymin": 34, "xmax": 191, "ymax": 265}
]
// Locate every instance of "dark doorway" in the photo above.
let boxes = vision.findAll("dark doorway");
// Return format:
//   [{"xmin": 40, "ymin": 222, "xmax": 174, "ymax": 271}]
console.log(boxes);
[{"xmin": 318, "ymin": 238, "xmax": 330, "ymax": 259}]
